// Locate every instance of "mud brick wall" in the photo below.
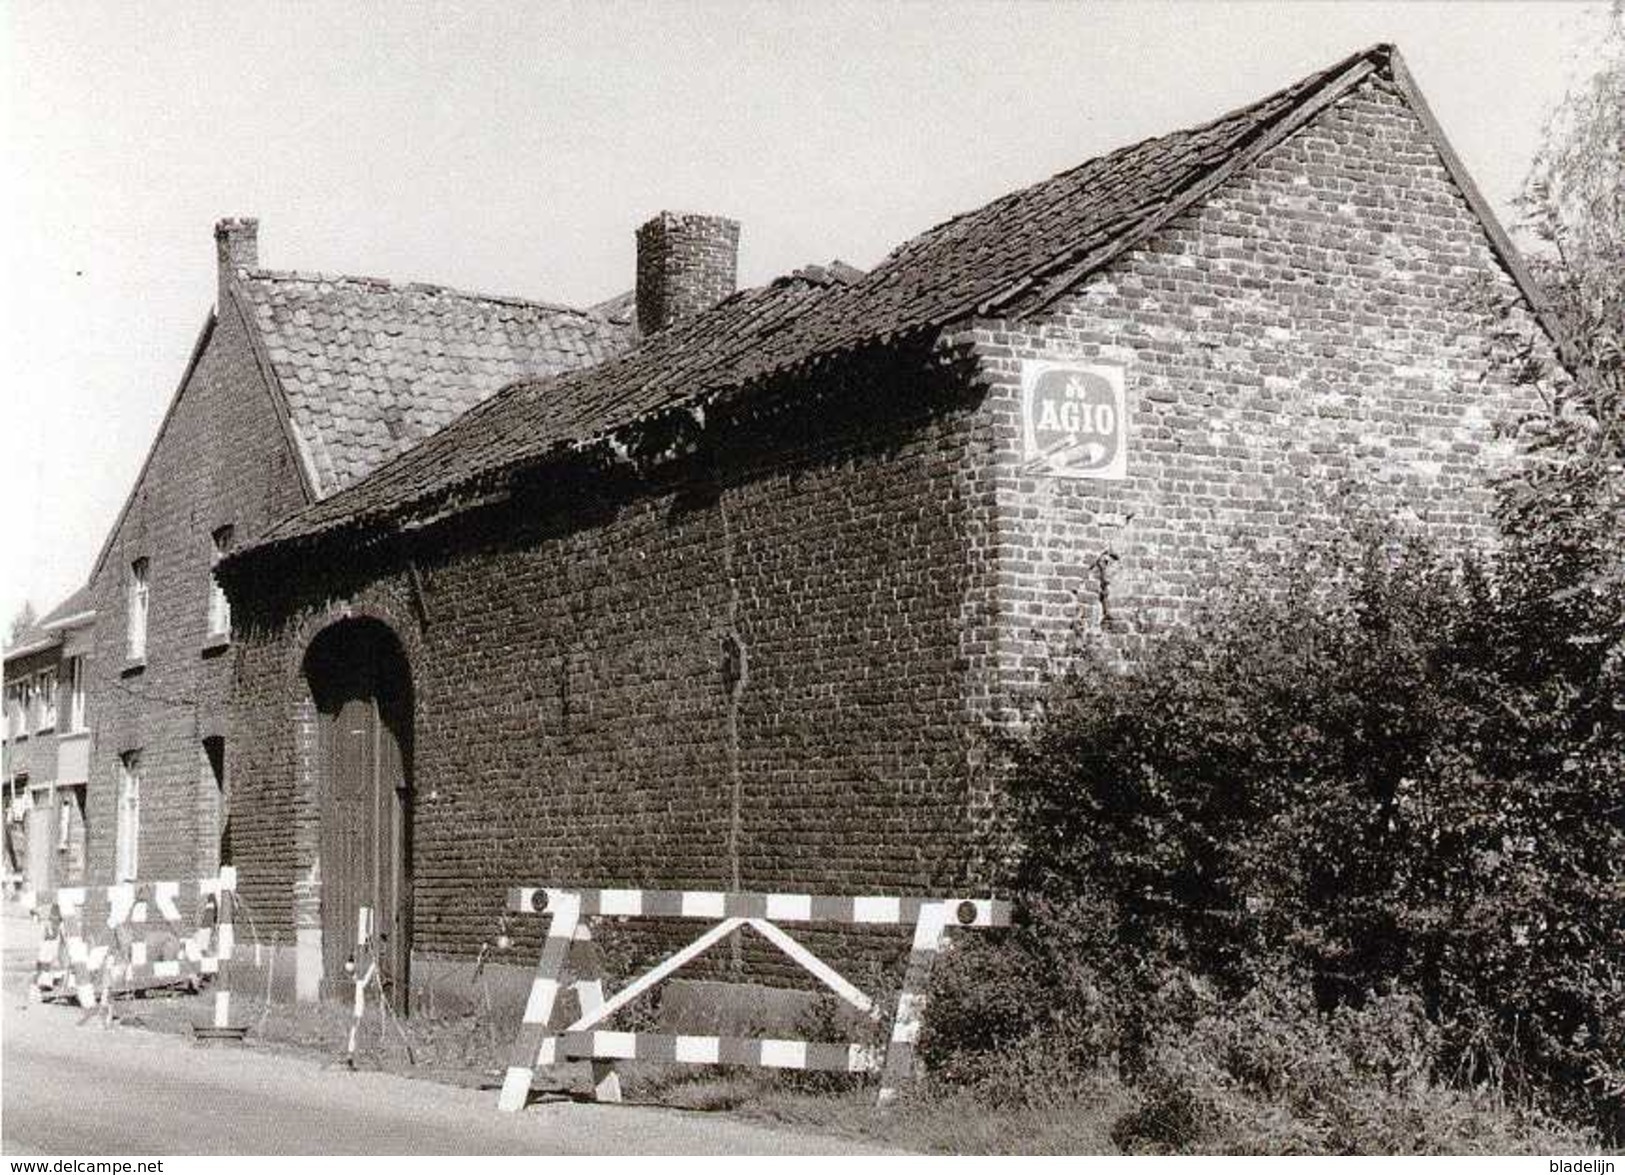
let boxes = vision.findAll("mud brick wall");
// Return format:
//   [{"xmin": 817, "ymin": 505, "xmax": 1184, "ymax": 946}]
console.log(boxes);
[
  {"xmin": 954, "ymin": 75, "xmax": 1559, "ymax": 717},
  {"xmin": 83, "ymin": 293, "xmax": 308, "ymax": 891},
  {"xmin": 225, "ymin": 392, "xmax": 989, "ymax": 972}
]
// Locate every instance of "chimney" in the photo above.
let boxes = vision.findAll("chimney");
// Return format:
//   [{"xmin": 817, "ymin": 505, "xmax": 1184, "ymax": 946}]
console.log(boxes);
[
  {"xmin": 214, "ymin": 217, "xmax": 259, "ymax": 305},
  {"xmin": 635, "ymin": 211, "xmax": 739, "ymax": 336}
]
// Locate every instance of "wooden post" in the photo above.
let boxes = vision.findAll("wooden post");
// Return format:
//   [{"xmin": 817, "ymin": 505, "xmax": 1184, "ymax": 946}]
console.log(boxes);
[
  {"xmin": 497, "ymin": 890, "xmax": 580, "ymax": 1112},
  {"xmin": 345, "ymin": 906, "xmax": 374, "ymax": 1063},
  {"xmin": 569, "ymin": 923, "xmax": 623, "ymax": 1104},
  {"xmin": 877, "ymin": 900, "xmax": 950, "ymax": 1107}
]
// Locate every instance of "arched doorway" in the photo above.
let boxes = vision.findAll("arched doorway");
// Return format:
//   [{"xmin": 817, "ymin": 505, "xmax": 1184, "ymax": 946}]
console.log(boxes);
[{"xmin": 303, "ymin": 619, "xmax": 413, "ymax": 1010}]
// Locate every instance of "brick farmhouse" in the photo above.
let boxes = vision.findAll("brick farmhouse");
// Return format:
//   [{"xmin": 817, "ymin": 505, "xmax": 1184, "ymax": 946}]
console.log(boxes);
[
  {"xmin": 59, "ymin": 219, "xmax": 633, "ymax": 917},
  {"xmin": 214, "ymin": 45, "xmax": 1566, "ymax": 1005}
]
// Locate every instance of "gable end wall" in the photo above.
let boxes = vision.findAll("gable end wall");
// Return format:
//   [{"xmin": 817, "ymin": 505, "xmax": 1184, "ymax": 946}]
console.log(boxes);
[
  {"xmin": 82, "ymin": 296, "xmax": 310, "ymax": 889},
  {"xmin": 956, "ymin": 74, "xmax": 1560, "ymax": 713}
]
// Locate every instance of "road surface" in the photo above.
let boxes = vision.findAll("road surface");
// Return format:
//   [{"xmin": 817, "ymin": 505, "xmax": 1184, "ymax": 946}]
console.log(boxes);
[{"xmin": 0, "ymin": 908, "xmax": 882, "ymax": 1155}]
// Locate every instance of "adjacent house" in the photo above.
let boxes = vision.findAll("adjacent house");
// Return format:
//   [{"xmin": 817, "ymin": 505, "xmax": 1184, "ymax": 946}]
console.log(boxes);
[
  {"xmin": 3, "ymin": 588, "xmax": 97, "ymax": 895},
  {"xmin": 74, "ymin": 219, "xmax": 636, "ymax": 900},
  {"xmin": 216, "ymin": 45, "xmax": 1566, "ymax": 1004}
]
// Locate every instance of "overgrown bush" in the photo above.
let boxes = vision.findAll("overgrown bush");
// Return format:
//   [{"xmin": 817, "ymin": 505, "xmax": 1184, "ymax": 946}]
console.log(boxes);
[
  {"xmin": 1110, "ymin": 975, "xmax": 1597, "ymax": 1155},
  {"xmin": 924, "ymin": 522, "xmax": 1625, "ymax": 1146}
]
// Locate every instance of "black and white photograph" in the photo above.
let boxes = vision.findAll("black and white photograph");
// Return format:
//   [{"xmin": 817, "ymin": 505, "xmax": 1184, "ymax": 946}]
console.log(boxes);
[{"xmin": 2, "ymin": 0, "xmax": 1621, "ymax": 1163}]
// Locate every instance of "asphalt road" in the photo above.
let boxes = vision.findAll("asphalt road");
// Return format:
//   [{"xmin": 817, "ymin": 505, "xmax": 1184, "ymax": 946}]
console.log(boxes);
[{"xmin": 0, "ymin": 909, "xmax": 882, "ymax": 1155}]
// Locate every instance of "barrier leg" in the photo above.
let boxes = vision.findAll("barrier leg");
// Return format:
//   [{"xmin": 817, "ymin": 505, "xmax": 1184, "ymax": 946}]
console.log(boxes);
[
  {"xmin": 31, "ymin": 907, "xmax": 62, "ymax": 1005},
  {"xmin": 345, "ymin": 906, "xmax": 374, "ymax": 1065},
  {"xmin": 212, "ymin": 869, "xmax": 237, "ymax": 1029},
  {"xmin": 497, "ymin": 892, "xmax": 580, "ymax": 1112},
  {"xmin": 877, "ymin": 900, "xmax": 950, "ymax": 1107},
  {"xmin": 570, "ymin": 923, "xmax": 622, "ymax": 1104}
]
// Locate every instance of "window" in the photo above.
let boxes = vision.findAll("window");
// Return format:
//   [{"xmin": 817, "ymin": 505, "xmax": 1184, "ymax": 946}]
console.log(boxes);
[
  {"xmin": 116, "ymin": 751, "xmax": 140, "ymax": 881},
  {"xmin": 36, "ymin": 668, "xmax": 56, "ymax": 731},
  {"xmin": 58, "ymin": 793, "xmax": 72, "ymax": 851},
  {"xmin": 127, "ymin": 558, "xmax": 149, "ymax": 661},
  {"xmin": 4, "ymin": 684, "xmax": 20, "ymax": 740},
  {"xmin": 19, "ymin": 678, "xmax": 32, "ymax": 736},
  {"xmin": 203, "ymin": 736, "xmax": 228, "ymax": 867},
  {"xmin": 208, "ymin": 526, "xmax": 234, "ymax": 638},
  {"xmin": 65, "ymin": 657, "xmax": 85, "ymax": 733}
]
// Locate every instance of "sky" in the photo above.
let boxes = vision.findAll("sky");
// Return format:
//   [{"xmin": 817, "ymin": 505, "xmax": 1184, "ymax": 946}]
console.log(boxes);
[{"xmin": 0, "ymin": 0, "xmax": 1614, "ymax": 630}]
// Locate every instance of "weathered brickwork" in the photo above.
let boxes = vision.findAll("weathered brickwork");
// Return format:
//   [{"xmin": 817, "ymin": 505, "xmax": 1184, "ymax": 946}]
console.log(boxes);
[
  {"xmin": 83, "ymin": 294, "xmax": 309, "ymax": 890},
  {"xmin": 219, "ymin": 70, "xmax": 1565, "ymax": 995},
  {"xmin": 635, "ymin": 212, "xmax": 740, "ymax": 336},
  {"xmin": 956, "ymin": 76, "xmax": 1560, "ymax": 715},
  {"xmin": 227, "ymin": 394, "xmax": 984, "ymax": 974}
]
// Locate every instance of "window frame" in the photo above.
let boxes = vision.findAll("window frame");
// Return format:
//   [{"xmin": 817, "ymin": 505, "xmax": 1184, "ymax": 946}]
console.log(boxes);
[
  {"xmin": 207, "ymin": 525, "xmax": 234, "ymax": 640},
  {"xmin": 116, "ymin": 751, "xmax": 141, "ymax": 881},
  {"xmin": 35, "ymin": 667, "xmax": 56, "ymax": 733},
  {"xmin": 65, "ymin": 656, "xmax": 86, "ymax": 733},
  {"xmin": 127, "ymin": 557, "xmax": 150, "ymax": 662}
]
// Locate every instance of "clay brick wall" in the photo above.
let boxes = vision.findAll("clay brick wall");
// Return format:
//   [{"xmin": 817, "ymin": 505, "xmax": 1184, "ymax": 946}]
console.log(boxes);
[
  {"xmin": 955, "ymin": 75, "xmax": 1559, "ymax": 718},
  {"xmin": 225, "ymin": 391, "xmax": 985, "ymax": 968},
  {"xmin": 82, "ymin": 293, "xmax": 308, "ymax": 890},
  {"xmin": 221, "ymin": 73, "xmax": 1563, "ymax": 984}
]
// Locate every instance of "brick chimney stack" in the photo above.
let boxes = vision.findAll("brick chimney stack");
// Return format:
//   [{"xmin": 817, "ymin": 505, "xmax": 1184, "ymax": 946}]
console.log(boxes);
[
  {"xmin": 214, "ymin": 217, "xmax": 259, "ymax": 306},
  {"xmin": 635, "ymin": 211, "xmax": 739, "ymax": 336}
]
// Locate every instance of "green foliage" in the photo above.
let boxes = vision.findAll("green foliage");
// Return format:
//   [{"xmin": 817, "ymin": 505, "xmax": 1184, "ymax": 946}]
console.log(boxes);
[
  {"xmin": 1110, "ymin": 976, "xmax": 1597, "ymax": 1155},
  {"xmin": 924, "ymin": 522, "xmax": 1624, "ymax": 1143},
  {"xmin": 7, "ymin": 601, "xmax": 37, "ymax": 647},
  {"xmin": 920, "ymin": 33, "xmax": 1625, "ymax": 1149}
]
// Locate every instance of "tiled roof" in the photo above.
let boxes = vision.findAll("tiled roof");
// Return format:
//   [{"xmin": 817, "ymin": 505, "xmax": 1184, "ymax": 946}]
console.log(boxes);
[
  {"xmin": 242, "ymin": 42, "xmax": 1537, "ymax": 559},
  {"xmin": 250, "ymin": 265, "xmax": 856, "ymax": 546},
  {"xmin": 38, "ymin": 584, "xmax": 95, "ymax": 629},
  {"xmin": 4, "ymin": 585, "xmax": 93, "ymax": 662},
  {"xmin": 234, "ymin": 271, "xmax": 638, "ymax": 496}
]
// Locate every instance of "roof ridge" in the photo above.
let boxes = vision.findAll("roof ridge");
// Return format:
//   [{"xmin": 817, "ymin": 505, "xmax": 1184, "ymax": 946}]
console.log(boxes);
[
  {"xmin": 239, "ymin": 266, "xmax": 615, "ymax": 320},
  {"xmin": 231, "ymin": 42, "xmax": 1560, "ymax": 562},
  {"xmin": 874, "ymin": 43, "xmax": 1392, "ymax": 277}
]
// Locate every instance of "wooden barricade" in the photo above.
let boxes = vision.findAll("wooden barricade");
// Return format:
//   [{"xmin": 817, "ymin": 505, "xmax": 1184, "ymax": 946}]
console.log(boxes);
[
  {"xmin": 496, "ymin": 886, "xmax": 1011, "ymax": 1112},
  {"xmin": 29, "ymin": 867, "xmax": 238, "ymax": 1021},
  {"xmin": 345, "ymin": 906, "xmax": 375, "ymax": 1062}
]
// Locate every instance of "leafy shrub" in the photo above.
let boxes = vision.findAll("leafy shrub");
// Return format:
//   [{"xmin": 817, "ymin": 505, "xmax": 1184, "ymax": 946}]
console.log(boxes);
[
  {"xmin": 925, "ymin": 521, "xmax": 1625, "ymax": 1145},
  {"xmin": 1111, "ymin": 976, "xmax": 1598, "ymax": 1155}
]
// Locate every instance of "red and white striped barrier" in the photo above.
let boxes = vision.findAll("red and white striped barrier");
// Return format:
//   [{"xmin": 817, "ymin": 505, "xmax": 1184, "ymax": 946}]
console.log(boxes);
[
  {"xmin": 345, "ymin": 906, "xmax": 376, "ymax": 1062},
  {"xmin": 496, "ymin": 886, "xmax": 1011, "ymax": 1111},
  {"xmin": 30, "ymin": 868, "xmax": 238, "ymax": 1020},
  {"xmin": 29, "ymin": 887, "xmax": 101, "ymax": 1008}
]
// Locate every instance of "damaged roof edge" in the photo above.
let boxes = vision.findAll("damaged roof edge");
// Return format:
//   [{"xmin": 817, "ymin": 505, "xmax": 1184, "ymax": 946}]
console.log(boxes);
[{"xmin": 221, "ymin": 41, "xmax": 1570, "ymax": 572}]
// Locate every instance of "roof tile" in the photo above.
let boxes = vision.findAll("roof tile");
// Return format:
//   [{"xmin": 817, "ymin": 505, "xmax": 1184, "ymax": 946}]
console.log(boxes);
[
  {"xmin": 244, "ymin": 45, "xmax": 1428, "ymax": 554},
  {"xmin": 236, "ymin": 270, "xmax": 636, "ymax": 496}
]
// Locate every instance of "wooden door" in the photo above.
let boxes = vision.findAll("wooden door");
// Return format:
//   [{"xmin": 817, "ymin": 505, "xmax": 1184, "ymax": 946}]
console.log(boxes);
[{"xmin": 314, "ymin": 624, "xmax": 411, "ymax": 1008}]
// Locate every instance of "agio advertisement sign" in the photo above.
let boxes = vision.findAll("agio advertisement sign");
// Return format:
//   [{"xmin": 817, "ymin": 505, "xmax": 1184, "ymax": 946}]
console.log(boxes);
[{"xmin": 1020, "ymin": 360, "xmax": 1127, "ymax": 479}]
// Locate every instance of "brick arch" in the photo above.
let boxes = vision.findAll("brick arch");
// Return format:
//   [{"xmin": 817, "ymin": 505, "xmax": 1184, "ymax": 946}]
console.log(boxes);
[
  {"xmin": 285, "ymin": 597, "xmax": 421, "ymax": 1003},
  {"xmin": 282, "ymin": 594, "xmax": 424, "ymax": 698}
]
